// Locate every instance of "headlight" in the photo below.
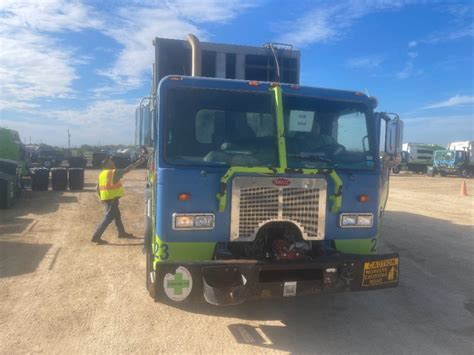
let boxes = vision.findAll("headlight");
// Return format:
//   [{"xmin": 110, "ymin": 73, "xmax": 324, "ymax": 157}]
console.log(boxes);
[
  {"xmin": 341, "ymin": 215, "xmax": 357, "ymax": 226},
  {"xmin": 173, "ymin": 213, "xmax": 215, "ymax": 230},
  {"xmin": 174, "ymin": 215, "xmax": 194, "ymax": 228},
  {"xmin": 340, "ymin": 213, "xmax": 373, "ymax": 228},
  {"xmin": 357, "ymin": 215, "xmax": 373, "ymax": 226}
]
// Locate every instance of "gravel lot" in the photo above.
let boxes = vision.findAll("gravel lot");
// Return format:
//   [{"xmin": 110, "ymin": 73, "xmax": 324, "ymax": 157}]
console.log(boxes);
[{"xmin": 1, "ymin": 171, "xmax": 473, "ymax": 354}]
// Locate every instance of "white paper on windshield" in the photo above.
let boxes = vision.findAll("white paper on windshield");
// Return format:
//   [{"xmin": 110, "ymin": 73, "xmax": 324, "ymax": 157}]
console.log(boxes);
[{"xmin": 289, "ymin": 110, "xmax": 314, "ymax": 132}]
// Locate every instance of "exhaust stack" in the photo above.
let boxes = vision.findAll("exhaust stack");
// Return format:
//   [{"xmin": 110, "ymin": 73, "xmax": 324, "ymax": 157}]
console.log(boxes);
[{"xmin": 187, "ymin": 34, "xmax": 202, "ymax": 77}]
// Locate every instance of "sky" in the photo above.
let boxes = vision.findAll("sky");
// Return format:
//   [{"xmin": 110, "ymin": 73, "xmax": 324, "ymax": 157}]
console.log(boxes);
[{"xmin": 0, "ymin": 0, "xmax": 473, "ymax": 147}]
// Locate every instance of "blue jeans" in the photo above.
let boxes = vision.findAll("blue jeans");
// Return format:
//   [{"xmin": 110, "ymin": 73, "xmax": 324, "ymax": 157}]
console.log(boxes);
[{"xmin": 92, "ymin": 199, "xmax": 125, "ymax": 241}]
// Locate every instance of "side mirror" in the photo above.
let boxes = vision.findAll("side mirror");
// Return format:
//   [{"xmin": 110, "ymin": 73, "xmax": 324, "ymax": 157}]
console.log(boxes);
[
  {"xmin": 385, "ymin": 116, "xmax": 403, "ymax": 155},
  {"xmin": 376, "ymin": 112, "xmax": 403, "ymax": 167}
]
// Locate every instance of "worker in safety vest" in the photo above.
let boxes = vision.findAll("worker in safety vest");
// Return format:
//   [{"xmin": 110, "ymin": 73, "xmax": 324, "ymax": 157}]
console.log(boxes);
[{"xmin": 91, "ymin": 157, "xmax": 145, "ymax": 244}]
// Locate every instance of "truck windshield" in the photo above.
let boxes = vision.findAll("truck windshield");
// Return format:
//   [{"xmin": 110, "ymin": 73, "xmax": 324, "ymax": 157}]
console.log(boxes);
[
  {"xmin": 164, "ymin": 87, "xmax": 278, "ymax": 167},
  {"xmin": 435, "ymin": 150, "xmax": 455, "ymax": 161},
  {"xmin": 283, "ymin": 94, "xmax": 375, "ymax": 170}
]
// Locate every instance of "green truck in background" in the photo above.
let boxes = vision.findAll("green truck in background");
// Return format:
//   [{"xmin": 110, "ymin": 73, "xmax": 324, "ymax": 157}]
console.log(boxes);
[{"xmin": 0, "ymin": 127, "xmax": 28, "ymax": 208}]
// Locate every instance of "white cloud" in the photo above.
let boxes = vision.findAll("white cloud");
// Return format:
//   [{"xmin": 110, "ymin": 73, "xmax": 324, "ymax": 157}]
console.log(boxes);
[
  {"xmin": 423, "ymin": 95, "xmax": 474, "ymax": 109},
  {"xmin": 1, "ymin": 100, "xmax": 137, "ymax": 145},
  {"xmin": 277, "ymin": 1, "xmax": 407, "ymax": 47},
  {"xmin": 99, "ymin": 1, "xmax": 258, "ymax": 90},
  {"xmin": 424, "ymin": 24, "xmax": 474, "ymax": 44},
  {"xmin": 0, "ymin": 0, "xmax": 101, "ymax": 109},
  {"xmin": 346, "ymin": 55, "xmax": 385, "ymax": 70},
  {"xmin": 408, "ymin": 40, "xmax": 417, "ymax": 48},
  {"xmin": 407, "ymin": 51, "xmax": 418, "ymax": 58},
  {"xmin": 402, "ymin": 114, "xmax": 474, "ymax": 145},
  {"xmin": 396, "ymin": 61, "xmax": 422, "ymax": 79},
  {"xmin": 165, "ymin": 0, "xmax": 259, "ymax": 23}
]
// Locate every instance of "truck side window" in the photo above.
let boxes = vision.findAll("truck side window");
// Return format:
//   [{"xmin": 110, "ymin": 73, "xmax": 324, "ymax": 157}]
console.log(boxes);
[{"xmin": 337, "ymin": 112, "xmax": 369, "ymax": 152}]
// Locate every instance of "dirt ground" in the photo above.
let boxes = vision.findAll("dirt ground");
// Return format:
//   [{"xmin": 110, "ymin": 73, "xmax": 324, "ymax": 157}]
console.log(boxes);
[{"xmin": 0, "ymin": 170, "xmax": 473, "ymax": 354}]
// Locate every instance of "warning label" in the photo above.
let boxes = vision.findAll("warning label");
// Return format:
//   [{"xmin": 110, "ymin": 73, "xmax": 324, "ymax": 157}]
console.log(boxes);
[{"xmin": 362, "ymin": 257, "xmax": 399, "ymax": 287}]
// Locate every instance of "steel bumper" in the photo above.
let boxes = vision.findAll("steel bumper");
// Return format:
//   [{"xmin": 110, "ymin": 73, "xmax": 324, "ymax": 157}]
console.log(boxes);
[{"xmin": 161, "ymin": 253, "xmax": 400, "ymax": 306}]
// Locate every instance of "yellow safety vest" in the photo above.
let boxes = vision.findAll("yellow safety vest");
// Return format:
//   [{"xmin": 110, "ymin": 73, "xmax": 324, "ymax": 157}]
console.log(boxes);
[{"xmin": 98, "ymin": 169, "xmax": 124, "ymax": 201}]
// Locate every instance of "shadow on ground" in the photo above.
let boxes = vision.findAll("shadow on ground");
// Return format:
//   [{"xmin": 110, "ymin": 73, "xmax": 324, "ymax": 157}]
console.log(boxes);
[
  {"xmin": 0, "ymin": 241, "xmax": 52, "ymax": 278},
  {"xmin": 0, "ymin": 189, "xmax": 86, "ymax": 235}
]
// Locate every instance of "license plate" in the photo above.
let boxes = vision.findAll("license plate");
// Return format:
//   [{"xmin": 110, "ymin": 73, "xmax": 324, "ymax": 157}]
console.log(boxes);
[
  {"xmin": 362, "ymin": 257, "xmax": 399, "ymax": 287},
  {"xmin": 283, "ymin": 281, "xmax": 297, "ymax": 296}
]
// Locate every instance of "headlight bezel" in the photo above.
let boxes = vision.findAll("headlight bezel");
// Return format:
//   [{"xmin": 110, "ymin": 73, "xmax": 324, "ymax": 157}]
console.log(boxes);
[
  {"xmin": 339, "ymin": 213, "xmax": 374, "ymax": 228},
  {"xmin": 172, "ymin": 213, "xmax": 215, "ymax": 230}
]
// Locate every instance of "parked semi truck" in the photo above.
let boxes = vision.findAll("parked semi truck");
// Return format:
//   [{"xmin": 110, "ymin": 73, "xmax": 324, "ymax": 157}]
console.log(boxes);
[
  {"xmin": 0, "ymin": 128, "xmax": 28, "ymax": 208},
  {"xmin": 433, "ymin": 141, "xmax": 474, "ymax": 177},
  {"xmin": 139, "ymin": 35, "xmax": 403, "ymax": 305},
  {"xmin": 392, "ymin": 143, "xmax": 443, "ymax": 174}
]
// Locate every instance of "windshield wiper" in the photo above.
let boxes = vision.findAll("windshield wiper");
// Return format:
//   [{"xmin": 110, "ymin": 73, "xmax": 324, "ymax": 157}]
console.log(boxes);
[{"xmin": 288, "ymin": 153, "xmax": 332, "ymax": 163}]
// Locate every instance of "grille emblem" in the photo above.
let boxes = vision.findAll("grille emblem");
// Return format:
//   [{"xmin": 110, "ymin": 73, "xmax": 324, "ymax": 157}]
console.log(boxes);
[{"xmin": 272, "ymin": 178, "xmax": 290, "ymax": 186}]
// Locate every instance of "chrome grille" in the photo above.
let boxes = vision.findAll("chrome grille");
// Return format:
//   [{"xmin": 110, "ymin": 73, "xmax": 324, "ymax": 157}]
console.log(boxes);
[
  {"xmin": 239, "ymin": 187, "xmax": 279, "ymax": 238},
  {"xmin": 231, "ymin": 177, "xmax": 327, "ymax": 241},
  {"xmin": 282, "ymin": 188, "xmax": 320, "ymax": 239}
]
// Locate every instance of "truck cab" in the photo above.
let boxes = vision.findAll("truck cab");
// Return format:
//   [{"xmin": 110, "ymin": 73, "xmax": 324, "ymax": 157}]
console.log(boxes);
[{"xmin": 141, "ymin": 35, "xmax": 403, "ymax": 305}]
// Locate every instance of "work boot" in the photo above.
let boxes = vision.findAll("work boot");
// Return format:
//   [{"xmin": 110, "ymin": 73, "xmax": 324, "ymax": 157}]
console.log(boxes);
[
  {"xmin": 118, "ymin": 232, "xmax": 135, "ymax": 239},
  {"xmin": 92, "ymin": 238, "xmax": 108, "ymax": 245}
]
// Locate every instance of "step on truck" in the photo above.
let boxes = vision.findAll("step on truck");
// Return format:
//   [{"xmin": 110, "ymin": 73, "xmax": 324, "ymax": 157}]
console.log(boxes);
[{"xmin": 139, "ymin": 35, "xmax": 403, "ymax": 305}]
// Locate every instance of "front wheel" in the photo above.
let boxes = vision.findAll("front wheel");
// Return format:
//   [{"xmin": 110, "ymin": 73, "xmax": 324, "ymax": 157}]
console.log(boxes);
[
  {"xmin": 392, "ymin": 166, "xmax": 400, "ymax": 174},
  {"xmin": 460, "ymin": 169, "xmax": 469, "ymax": 178}
]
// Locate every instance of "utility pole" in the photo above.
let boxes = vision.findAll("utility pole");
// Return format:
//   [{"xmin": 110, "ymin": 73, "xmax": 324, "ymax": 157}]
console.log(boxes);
[{"xmin": 67, "ymin": 129, "xmax": 71, "ymax": 158}]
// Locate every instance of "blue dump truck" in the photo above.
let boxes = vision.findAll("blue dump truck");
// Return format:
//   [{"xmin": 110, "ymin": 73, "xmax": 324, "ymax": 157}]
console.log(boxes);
[
  {"xmin": 433, "ymin": 141, "xmax": 474, "ymax": 178},
  {"xmin": 139, "ymin": 35, "xmax": 403, "ymax": 305}
]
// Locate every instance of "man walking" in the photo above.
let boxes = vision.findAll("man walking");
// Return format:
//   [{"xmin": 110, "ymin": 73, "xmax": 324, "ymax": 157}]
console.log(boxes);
[{"xmin": 91, "ymin": 157, "xmax": 145, "ymax": 244}]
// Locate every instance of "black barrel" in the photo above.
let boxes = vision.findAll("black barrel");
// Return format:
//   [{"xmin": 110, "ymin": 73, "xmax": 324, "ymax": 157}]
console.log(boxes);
[
  {"xmin": 31, "ymin": 168, "xmax": 49, "ymax": 191},
  {"xmin": 68, "ymin": 168, "xmax": 84, "ymax": 190},
  {"xmin": 68, "ymin": 157, "xmax": 87, "ymax": 168},
  {"xmin": 51, "ymin": 167, "xmax": 68, "ymax": 190}
]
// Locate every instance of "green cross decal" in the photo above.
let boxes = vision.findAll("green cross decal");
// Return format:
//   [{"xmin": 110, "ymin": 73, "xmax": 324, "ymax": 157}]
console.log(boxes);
[{"xmin": 166, "ymin": 272, "xmax": 190, "ymax": 295}]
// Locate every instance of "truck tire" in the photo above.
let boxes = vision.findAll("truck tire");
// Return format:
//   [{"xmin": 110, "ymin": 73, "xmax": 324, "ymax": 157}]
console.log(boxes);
[
  {"xmin": 439, "ymin": 170, "xmax": 447, "ymax": 177},
  {"xmin": 392, "ymin": 166, "xmax": 400, "ymax": 174},
  {"xmin": 460, "ymin": 169, "xmax": 468, "ymax": 178}
]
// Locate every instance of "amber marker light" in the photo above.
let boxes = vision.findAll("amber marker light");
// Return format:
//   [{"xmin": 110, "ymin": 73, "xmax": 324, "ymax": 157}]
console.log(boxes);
[
  {"xmin": 169, "ymin": 75, "xmax": 182, "ymax": 80},
  {"xmin": 358, "ymin": 194, "xmax": 369, "ymax": 202},
  {"xmin": 178, "ymin": 193, "xmax": 191, "ymax": 201},
  {"xmin": 248, "ymin": 81, "xmax": 260, "ymax": 86}
]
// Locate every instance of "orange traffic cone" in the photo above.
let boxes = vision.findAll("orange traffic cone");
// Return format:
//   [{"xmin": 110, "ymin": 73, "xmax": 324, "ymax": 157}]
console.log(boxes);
[{"xmin": 460, "ymin": 180, "xmax": 468, "ymax": 196}]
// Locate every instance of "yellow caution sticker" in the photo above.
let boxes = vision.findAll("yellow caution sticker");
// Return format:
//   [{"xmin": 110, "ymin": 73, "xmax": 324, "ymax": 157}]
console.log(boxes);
[{"xmin": 362, "ymin": 257, "xmax": 399, "ymax": 286}]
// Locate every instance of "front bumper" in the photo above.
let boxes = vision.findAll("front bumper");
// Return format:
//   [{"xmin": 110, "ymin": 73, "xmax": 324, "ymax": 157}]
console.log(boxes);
[{"xmin": 159, "ymin": 253, "xmax": 399, "ymax": 305}]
